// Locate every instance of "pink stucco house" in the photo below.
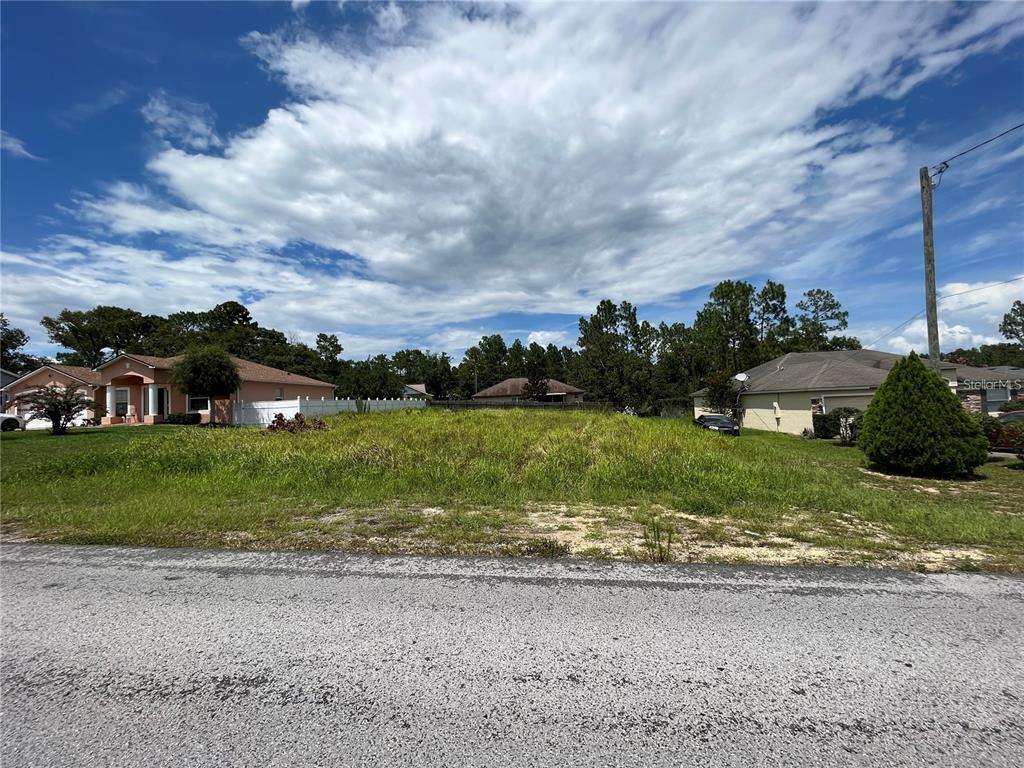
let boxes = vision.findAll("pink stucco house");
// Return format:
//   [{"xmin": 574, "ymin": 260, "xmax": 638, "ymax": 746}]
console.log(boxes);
[
  {"xmin": 2, "ymin": 364, "xmax": 106, "ymax": 428},
  {"xmin": 94, "ymin": 354, "xmax": 336, "ymax": 425}
]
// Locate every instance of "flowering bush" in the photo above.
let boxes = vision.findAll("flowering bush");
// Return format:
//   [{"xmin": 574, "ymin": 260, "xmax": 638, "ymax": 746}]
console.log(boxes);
[{"xmin": 266, "ymin": 413, "xmax": 328, "ymax": 433}]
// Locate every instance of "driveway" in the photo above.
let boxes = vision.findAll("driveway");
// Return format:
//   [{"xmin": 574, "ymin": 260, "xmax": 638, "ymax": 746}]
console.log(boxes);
[{"xmin": 2, "ymin": 544, "xmax": 1022, "ymax": 767}]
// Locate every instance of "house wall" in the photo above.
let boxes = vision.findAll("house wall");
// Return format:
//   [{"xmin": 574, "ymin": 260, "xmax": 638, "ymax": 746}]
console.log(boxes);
[
  {"xmin": 695, "ymin": 390, "xmax": 875, "ymax": 435},
  {"xmin": 98, "ymin": 361, "xmax": 335, "ymax": 424},
  {"xmin": 4, "ymin": 369, "xmax": 105, "ymax": 428}
]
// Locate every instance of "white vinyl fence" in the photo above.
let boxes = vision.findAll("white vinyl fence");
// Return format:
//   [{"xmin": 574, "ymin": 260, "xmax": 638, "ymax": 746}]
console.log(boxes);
[{"xmin": 232, "ymin": 396, "xmax": 426, "ymax": 426}]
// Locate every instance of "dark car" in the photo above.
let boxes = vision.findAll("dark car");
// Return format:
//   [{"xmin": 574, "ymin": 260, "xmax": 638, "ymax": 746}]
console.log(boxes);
[
  {"xmin": 991, "ymin": 410, "xmax": 1024, "ymax": 451},
  {"xmin": 693, "ymin": 414, "xmax": 740, "ymax": 436}
]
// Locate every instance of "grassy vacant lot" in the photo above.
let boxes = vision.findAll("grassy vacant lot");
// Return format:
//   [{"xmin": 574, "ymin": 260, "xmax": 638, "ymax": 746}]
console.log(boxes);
[{"xmin": 2, "ymin": 409, "xmax": 1022, "ymax": 571}]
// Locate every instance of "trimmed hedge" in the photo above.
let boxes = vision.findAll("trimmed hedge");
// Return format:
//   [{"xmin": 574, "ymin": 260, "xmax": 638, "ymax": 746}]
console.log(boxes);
[
  {"xmin": 812, "ymin": 412, "xmax": 839, "ymax": 439},
  {"xmin": 859, "ymin": 352, "xmax": 988, "ymax": 477},
  {"xmin": 164, "ymin": 412, "xmax": 202, "ymax": 425}
]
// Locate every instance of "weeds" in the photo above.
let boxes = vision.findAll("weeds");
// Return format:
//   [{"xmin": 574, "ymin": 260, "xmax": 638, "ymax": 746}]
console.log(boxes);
[
  {"xmin": 1, "ymin": 409, "xmax": 1022, "ymax": 570},
  {"xmin": 521, "ymin": 538, "xmax": 572, "ymax": 558},
  {"xmin": 642, "ymin": 513, "xmax": 675, "ymax": 562}
]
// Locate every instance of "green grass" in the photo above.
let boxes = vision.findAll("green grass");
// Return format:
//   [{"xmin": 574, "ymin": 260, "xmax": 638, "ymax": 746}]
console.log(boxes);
[{"xmin": 2, "ymin": 410, "xmax": 1022, "ymax": 570}]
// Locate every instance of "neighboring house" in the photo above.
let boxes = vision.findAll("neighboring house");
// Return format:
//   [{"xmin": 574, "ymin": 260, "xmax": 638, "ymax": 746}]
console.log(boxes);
[
  {"xmin": 0, "ymin": 367, "xmax": 19, "ymax": 411},
  {"xmin": 402, "ymin": 383, "xmax": 433, "ymax": 399},
  {"xmin": 691, "ymin": 349, "xmax": 1021, "ymax": 435},
  {"xmin": 1, "ymin": 364, "xmax": 106, "ymax": 429},
  {"xmin": 472, "ymin": 377, "xmax": 584, "ymax": 404},
  {"xmin": 94, "ymin": 354, "xmax": 336, "ymax": 425},
  {"xmin": 952, "ymin": 364, "xmax": 1023, "ymax": 414}
]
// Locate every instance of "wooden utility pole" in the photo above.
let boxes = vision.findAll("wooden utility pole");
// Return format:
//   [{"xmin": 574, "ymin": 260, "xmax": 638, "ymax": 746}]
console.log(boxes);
[{"xmin": 919, "ymin": 166, "xmax": 941, "ymax": 372}]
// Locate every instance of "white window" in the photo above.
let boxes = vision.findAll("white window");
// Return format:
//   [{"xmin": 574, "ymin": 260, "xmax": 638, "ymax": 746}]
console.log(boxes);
[
  {"xmin": 810, "ymin": 397, "xmax": 824, "ymax": 415},
  {"xmin": 115, "ymin": 388, "xmax": 129, "ymax": 417},
  {"xmin": 274, "ymin": 387, "xmax": 284, "ymax": 401},
  {"xmin": 188, "ymin": 395, "xmax": 210, "ymax": 412}
]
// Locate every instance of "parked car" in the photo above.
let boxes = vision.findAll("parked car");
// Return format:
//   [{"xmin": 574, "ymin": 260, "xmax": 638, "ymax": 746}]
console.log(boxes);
[
  {"xmin": 1, "ymin": 414, "xmax": 26, "ymax": 432},
  {"xmin": 991, "ymin": 410, "xmax": 1024, "ymax": 451},
  {"xmin": 693, "ymin": 414, "xmax": 740, "ymax": 436}
]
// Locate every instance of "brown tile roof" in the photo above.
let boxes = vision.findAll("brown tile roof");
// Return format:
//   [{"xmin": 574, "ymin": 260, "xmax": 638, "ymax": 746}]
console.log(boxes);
[
  {"xmin": 101, "ymin": 354, "xmax": 335, "ymax": 388},
  {"xmin": 46, "ymin": 364, "xmax": 103, "ymax": 385},
  {"xmin": 472, "ymin": 377, "xmax": 584, "ymax": 399},
  {"xmin": 1, "ymin": 363, "xmax": 103, "ymax": 389}
]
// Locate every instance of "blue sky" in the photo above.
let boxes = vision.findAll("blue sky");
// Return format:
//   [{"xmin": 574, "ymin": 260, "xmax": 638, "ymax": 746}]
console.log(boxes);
[{"xmin": 2, "ymin": 1, "xmax": 1022, "ymax": 361}]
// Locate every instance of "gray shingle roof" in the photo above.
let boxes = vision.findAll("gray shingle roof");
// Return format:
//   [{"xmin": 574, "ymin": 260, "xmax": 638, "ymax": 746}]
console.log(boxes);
[{"xmin": 692, "ymin": 349, "xmax": 904, "ymax": 396}]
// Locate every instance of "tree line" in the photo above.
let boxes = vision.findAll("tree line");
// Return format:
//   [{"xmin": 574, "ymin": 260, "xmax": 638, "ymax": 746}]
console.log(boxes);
[{"xmin": 3, "ymin": 292, "xmax": 1020, "ymax": 414}]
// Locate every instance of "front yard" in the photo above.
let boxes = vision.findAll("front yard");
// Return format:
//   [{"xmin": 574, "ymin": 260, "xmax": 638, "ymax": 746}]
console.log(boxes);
[{"xmin": 1, "ymin": 409, "xmax": 1022, "ymax": 571}]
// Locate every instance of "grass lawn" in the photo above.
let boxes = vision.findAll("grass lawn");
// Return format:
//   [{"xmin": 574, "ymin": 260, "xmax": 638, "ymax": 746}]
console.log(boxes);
[{"xmin": 2, "ymin": 409, "xmax": 1022, "ymax": 571}]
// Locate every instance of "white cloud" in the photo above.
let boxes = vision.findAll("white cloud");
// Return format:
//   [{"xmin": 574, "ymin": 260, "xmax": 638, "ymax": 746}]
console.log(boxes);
[
  {"xmin": 291, "ymin": 0, "xmax": 311, "ymax": 11},
  {"xmin": 141, "ymin": 90, "xmax": 223, "ymax": 150},
  {"xmin": 374, "ymin": 2, "xmax": 407, "ymax": 41},
  {"xmin": 6, "ymin": 3, "xmax": 1024, "ymax": 357},
  {"xmin": 0, "ymin": 130, "xmax": 43, "ymax": 160},
  {"xmin": 57, "ymin": 85, "xmax": 133, "ymax": 127},
  {"xmin": 888, "ymin": 318, "xmax": 1002, "ymax": 355},
  {"xmin": 527, "ymin": 330, "xmax": 570, "ymax": 348}
]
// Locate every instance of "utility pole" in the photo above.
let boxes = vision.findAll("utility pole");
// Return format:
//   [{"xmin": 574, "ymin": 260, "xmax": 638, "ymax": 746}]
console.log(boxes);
[{"xmin": 919, "ymin": 166, "xmax": 941, "ymax": 372}]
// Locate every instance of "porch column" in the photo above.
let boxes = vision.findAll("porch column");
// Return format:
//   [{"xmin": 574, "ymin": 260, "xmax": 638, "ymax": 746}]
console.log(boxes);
[
  {"xmin": 106, "ymin": 387, "xmax": 115, "ymax": 415},
  {"xmin": 148, "ymin": 384, "xmax": 158, "ymax": 416}
]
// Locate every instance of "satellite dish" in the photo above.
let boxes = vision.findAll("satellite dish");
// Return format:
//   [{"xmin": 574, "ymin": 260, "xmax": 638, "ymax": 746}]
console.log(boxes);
[{"xmin": 732, "ymin": 372, "xmax": 749, "ymax": 383}]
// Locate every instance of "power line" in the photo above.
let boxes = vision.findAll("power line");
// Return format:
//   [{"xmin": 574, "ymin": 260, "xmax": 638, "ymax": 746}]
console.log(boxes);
[
  {"xmin": 862, "ymin": 275, "xmax": 1023, "ymax": 350},
  {"xmin": 930, "ymin": 121, "xmax": 1024, "ymax": 188}
]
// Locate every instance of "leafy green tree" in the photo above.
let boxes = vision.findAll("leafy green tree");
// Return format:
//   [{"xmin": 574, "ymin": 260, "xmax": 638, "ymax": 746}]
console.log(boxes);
[
  {"xmin": 859, "ymin": 352, "xmax": 988, "ymax": 477},
  {"xmin": 0, "ymin": 314, "xmax": 39, "ymax": 373},
  {"xmin": 702, "ymin": 371, "xmax": 740, "ymax": 418},
  {"xmin": 40, "ymin": 306, "xmax": 157, "ymax": 367},
  {"xmin": 523, "ymin": 342, "xmax": 549, "ymax": 400},
  {"xmin": 12, "ymin": 384, "xmax": 96, "ymax": 436},
  {"xmin": 169, "ymin": 347, "xmax": 241, "ymax": 426},
  {"xmin": 752, "ymin": 280, "xmax": 792, "ymax": 361},
  {"xmin": 999, "ymin": 300, "xmax": 1024, "ymax": 346},
  {"xmin": 693, "ymin": 280, "xmax": 758, "ymax": 373},
  {"xmin": 795, "ymin": 289, "xmax": 850, "ymax": 351},
  {"xmin": 316, "ymin": 333, "xmax": 345, "ymax": 379},
  {"xmin": 944, "ymin": 343, "xmax": 1024, "ymax": 368},
  {"xmin": 506, "ymin": 339, "xmax": 526, "ymax": 378}
]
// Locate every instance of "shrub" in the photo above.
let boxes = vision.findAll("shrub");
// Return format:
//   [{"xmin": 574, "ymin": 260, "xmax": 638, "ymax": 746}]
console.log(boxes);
[
  {"xmin": 831, "ymin": 407, "xmax": 861, "ymax": 446},
  {"xmin": 170, "ymin": 347, "xmax": 241, "ymax": 426},
  {"xmin": 164, "ymin": 412, "xmax": 202, "ymax": 425},
  {"xmin": 11, "ymin": 384, "xmax": 95, "ymax": 435},
  {"xmin": 812, "ymin": 412, "xmax": 839, "ymax": 439},
  {"xmin": 266, "ymin": 412, "xmax": 328, "ymax": 433},
  {"xmin": 999, "ymin": 399, "xmax": 1024, "ymax": 413},
  {"xmin": 973, "ymin": 414, "xmax": 1004, "ymax": 447},
  {"xmin": 1010, "ymin": 425, "xmax": 1024, "ymax": 463},
  {"xmin": 859, "ymin": 352, "xmax": 989, "ymax": 477}
]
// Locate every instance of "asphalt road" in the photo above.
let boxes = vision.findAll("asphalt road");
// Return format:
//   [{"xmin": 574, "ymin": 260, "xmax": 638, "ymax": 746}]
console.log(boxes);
[{"xmin": 2, "ymin": 545, "xmax": 1022, "ymax": 767}]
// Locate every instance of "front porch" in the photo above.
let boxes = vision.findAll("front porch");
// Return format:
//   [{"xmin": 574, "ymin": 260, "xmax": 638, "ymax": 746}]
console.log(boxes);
[{"xmin": 101, "ymin": 374, "xmax": 175, "ymax": 425}]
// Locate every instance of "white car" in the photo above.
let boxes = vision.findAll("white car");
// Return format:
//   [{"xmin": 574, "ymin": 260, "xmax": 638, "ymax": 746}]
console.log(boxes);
[{"xmin": 1, "ymin": 414, "xmax": 27, "ymax": 432}]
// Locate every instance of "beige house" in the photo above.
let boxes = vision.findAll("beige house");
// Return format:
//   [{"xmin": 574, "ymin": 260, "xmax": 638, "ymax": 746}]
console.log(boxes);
[
  {"xmin": 692, "ymin": 350, "xmax": 1021, "ymax": 436},
  {"xmin": 2, "ymin": 364, "xmax": 107, "ymax": 429},
  {"xmin": 94, "ymin": 354, "xmax": 336, "ymax": 425}
]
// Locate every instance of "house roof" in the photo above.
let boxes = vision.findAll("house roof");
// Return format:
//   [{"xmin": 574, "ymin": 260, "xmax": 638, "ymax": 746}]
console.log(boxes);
[
  {"xmin": 97, "ymin": 353, "xmax": 335, "ymax": 388},
  {"xmin": 951, "ymin": 364, "xmax": 1024, "ymax": 385},
  {"xmin": 403, "ymin": 383, "xmax": 432, "ymax": 397},
  {"xmin": 472, "ymin": 377, "xmax": 584, "ymax": 398},
  {"xmin": 1, "ymin": 363, "xmax": 102, "ymax": 390},
  {"xmin": 692, "ymin": 349, "xmax": 905, "ymax": 396}
]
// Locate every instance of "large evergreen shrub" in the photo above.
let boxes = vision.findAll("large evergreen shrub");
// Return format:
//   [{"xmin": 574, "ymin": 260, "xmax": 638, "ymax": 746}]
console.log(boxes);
[{"xmin": 859, "ymin": 352, "xmax": 988, "ymax": 477}]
